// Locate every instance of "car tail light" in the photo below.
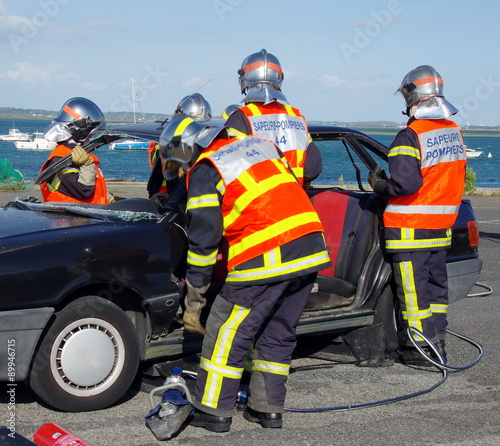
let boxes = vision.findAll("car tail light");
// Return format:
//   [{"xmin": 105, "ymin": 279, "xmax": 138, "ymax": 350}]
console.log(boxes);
[{"xmin": 467, "ymin": 220, "xmax": 479, "ymax": 247}]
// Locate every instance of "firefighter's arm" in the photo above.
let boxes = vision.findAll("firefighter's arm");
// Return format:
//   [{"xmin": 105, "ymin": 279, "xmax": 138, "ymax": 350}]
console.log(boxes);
[{"xmin": 183, "ymin": 162, "xmax": 223, "ymax": 333}]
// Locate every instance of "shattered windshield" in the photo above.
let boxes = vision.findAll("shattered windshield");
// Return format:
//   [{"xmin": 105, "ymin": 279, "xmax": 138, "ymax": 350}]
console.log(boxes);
[{"xmin": 8, "ymin": 199, "xmax": 160, "ymax": 222}]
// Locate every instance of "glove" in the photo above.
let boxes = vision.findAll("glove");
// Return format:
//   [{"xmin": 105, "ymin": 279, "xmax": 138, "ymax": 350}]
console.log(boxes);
[
  {"xmin": 368, "ymin": 166, "xmax": 389, "ymax": 196},
  {"xmin": 71, "ymin": 145, "xmax": 93, "ymax": 166},
  {"xmin": 183, "ymin": 310, "xmax": 205, "ymax": 336},
  {"xmin": 183, "ymin": 280, "xmax": 210, "ymax": 335}
]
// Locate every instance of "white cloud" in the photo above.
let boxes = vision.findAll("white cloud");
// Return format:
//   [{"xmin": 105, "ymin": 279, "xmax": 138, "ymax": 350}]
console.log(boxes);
[
  {"xmin": 0, "ymin": 1, "xmax": 130, "ymax": 44},
  {"xmin": 0, "ymin": 61, "xmax": 78, "ymax": 87}
]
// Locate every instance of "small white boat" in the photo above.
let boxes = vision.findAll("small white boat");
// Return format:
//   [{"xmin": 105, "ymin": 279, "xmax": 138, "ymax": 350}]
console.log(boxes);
[
  {"xmin": 109, "ymin": 139, "xmax": 153, "ymax": 150},
  {"xmin": 465, "ymin": 148, "xmax": 483, "ymax": 158},
  {"xmin": 14, "ymin": 132, "xmax": 57, "ymax": 151},
  {"xmin": 0, "ymin": 128, "xmax": 31, "ymax": 141}
]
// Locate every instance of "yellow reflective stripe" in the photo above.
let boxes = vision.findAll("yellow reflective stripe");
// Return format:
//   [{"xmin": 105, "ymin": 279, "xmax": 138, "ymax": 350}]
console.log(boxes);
[
  {"xmin": 186, "ymin": 193, "xmax": 219, "ymax": 210},
  {"xmin": 399, "ymin": 261, "xmax": 425, "ymax": 339},
  {"xmin": 402, "ymin": 309, "xmax": 432, "ymax": 319},
  {"xmin": 229, "ymin": 212, "xmax": 322, "ymax": 261},
  {"xmin": 224, "ymin": 171, "xmax": 297, "ymax": 228},
  {"xmin": 216, "ymin": 179, "xmax": 225, "ymax": 195},
  {"xmin": 263, "ymin": 247, "xmax": 280, "ymax": 267},
  {"xmin": 386, "ymin": 236, "xmax": 451, "ymax": 250},
  {"xmin": 386, "ymin": 228, "xmax": 452, "ymax": 250},
  {"xmin": 61, "ymin": 168, "xmax": 80, "ymax": 174},
  {"xmin": 430, "ymin": 304, "xmax": 448, "ymax": 314},
  {"xmin": 227, "ymin": 250, "xmax": 330, "ymax": 282},
  {"xmin": 47, "ymin": 176, "xmax": 62, "ymax": 192},
  {"xmin": 199, "ymin": 357, "xmax": 243, "ymax": 409},
  {"xmin": 388, "ymin": 145, "xmax": 421, "ymax": 159},
  {"xmin": 246, "ymin": 103, "xmax": 262, "ymax": 115},
  {"xmin": 252, "ymin": 359, "xmax": 290, "ymax": 376},
  {"xmin": 187, "ymin": 249, "xmax": 218, "ymax": 267},
  {"xmin": 47, "ymin": 168, "xmax": 80, "ymax": 191},
  {"xmin": 199, "ymin": 357, "xmax": 243, "ymax": 378},
  {"xmin": 201, "ymin": 304, "xmax": 250, "ymax": 408},
  {"xmin": 283, "ymin": 104, "xmax": 296, "ymax": 116},
  {"xmin": 227, "ymin": 127, "xmax": 247, "ymax": 138},
  {"xmin": 174, "ymin": 117, "xmax": 194, "ymax": 136}
]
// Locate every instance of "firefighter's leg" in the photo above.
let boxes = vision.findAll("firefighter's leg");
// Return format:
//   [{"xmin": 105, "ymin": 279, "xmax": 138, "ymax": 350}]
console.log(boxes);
[
  {"xmin": 426, "ymin": 250, "xmax": 448, "ymax": 359},
  {"xmin": 248, "ymin": 274, "xmax": 316, "ymax": 413},
  {"xmin": 392, "ymin": 251, "xmax": 435, "ymax": 347},
  {"xmin": 193, "ymin": 282, "xmax": 290, "ymax": 418},
  {"xmin": 426, "ymin": 250, "xmax": 448, "ymax": 339}
]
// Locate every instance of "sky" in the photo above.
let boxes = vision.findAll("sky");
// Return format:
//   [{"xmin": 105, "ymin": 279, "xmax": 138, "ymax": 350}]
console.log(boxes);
[{"xmin": 0, "ymin": 0, "xmax": 499, "ymax": 126}]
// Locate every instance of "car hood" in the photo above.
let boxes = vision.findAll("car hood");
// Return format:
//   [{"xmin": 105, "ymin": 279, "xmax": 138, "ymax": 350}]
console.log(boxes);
[{"xmin": 0, "ymin": 200, "xmax": 160, "ymax": 240}]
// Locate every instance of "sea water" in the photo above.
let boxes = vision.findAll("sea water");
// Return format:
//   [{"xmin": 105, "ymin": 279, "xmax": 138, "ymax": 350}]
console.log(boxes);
[{"xmin": 1, "ymin": 118, "xmax": 499, "ymax": 188}]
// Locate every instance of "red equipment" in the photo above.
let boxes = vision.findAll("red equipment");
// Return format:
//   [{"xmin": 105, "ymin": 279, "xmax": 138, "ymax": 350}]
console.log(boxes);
[{"xmin": 33, "ymin": 423, "xmax": 91, "ymax": 446}]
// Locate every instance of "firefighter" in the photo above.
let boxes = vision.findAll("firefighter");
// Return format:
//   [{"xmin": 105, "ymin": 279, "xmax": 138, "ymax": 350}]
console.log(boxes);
[
  {"xmin": 147, "ymin": 93, "xmax": 212, "ymax": 198},
  {"xmin": 40, "ymin": 97, "xmax": 112, "ymax": 204},
  {"xmin": 158, "ymin": 116, "xmax": 331, "ymax": 432},
  {"xmin": 225, "ymin": 49, "xmax": 322, "ymax": 189},
  {"xmin": 221, "ymin": 103, "xmax": 240, "ymax": 119},
  {"xmin": 368, "ymin": 65, "xmax": 467, "ymax": 364}
]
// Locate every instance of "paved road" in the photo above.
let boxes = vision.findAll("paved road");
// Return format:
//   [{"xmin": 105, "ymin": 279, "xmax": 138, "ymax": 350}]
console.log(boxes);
[{"xmin": 0, "ymin": 189, "xmax": 499, "ymax": 446}]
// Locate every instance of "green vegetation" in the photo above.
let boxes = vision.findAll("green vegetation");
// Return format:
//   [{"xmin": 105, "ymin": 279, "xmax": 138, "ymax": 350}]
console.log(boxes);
[{"xmin": 464, "ymin": 166, "xmax": 477, "ymax": 193}]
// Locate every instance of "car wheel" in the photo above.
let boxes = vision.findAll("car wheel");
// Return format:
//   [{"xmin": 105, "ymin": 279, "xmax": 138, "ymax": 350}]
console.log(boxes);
[
  {"xmin": 29, "ymin": 296, "xmax": 140, "ymax": 412},
  {"xmin": 373, "ymin": 285, "xmax": 400, "ymax": 357}
]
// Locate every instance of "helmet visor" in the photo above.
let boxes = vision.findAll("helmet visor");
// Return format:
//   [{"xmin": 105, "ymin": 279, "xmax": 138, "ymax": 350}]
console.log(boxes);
[
  {"xmin": 43, "ymin": 121, "xmax": 72, "ymax": 143},
  {"xmin": 162, "ymin": 159, "xmax": 189, "ymax": 181}
]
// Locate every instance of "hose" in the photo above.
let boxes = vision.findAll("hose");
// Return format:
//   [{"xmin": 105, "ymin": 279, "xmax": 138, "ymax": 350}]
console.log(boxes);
[
  {"xmin": 467, "ymin": 282, "xmax": 493, "ymax": 298},
  {"xmin": 407, "ymin": 327, "xmax": 485, "ymax": 372},
  {"xmin": 283, "ymin": 326, "xmax": 484, "ymax": 413}
]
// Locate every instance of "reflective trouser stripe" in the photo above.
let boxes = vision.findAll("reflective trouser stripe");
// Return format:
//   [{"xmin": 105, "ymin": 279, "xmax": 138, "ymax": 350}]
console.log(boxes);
[
  {"xmin": 393, "ymin": 250, "xmax": 448, "ymax": 345},
  {"xmin": 199, "ymin": 304, "xmax": 250, "ymax": 408},
  {"xmin": 399, "ymin": 260, "xmax": 431, "ymax": 341},
  {"xmin": 251, "ymin": 359, "xmax": 290, "ymax": 376}
]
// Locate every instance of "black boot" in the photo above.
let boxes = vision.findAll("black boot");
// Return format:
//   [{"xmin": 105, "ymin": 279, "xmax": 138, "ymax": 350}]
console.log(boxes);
[
  {"xmin": 191, "ymin": 409, "xmax": 232, "ymax": 432},
  {"xmin": 397, "ymin": 346, "xmax": 434, "ymax": 367},
  {"xmin": 243, "ymin": 406, "xmax": 282, "ymax": 428},
  {"xmin": 433, "ymin": 340, "xmax": 447, "ymax": 362}
]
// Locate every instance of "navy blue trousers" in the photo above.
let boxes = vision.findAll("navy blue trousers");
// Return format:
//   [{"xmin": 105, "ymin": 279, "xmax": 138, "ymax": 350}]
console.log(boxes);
[
  {"xmin": 193, "ymin": 273, "xmax": 316, "ymax": 417},
  {"xmin": 392, "ymin": 250, "xmax": 448, "ymax": 346}
]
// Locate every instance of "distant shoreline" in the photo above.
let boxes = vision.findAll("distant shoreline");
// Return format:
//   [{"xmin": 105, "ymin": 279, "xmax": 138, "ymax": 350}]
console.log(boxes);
[{"xmin": 1, "ymin": 115, "xmax": 499, "ymax": 135}]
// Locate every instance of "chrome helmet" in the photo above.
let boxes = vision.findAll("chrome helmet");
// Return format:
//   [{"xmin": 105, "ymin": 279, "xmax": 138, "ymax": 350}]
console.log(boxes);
[
  {"xmin": 238, "ymin": 49, "xmax": 284, "ymax": 94},
  {"xmin": 396, "ymin": 65, "xmax": 458, "ymax": 118},
  {"xmin": 158, "ymin": 116, "xmax": 223, "ymax": 180},
  {"xmin": 172, "ymin": 93, "xmax": 212, "ymax": 121},
  {"xmin": 44, "ymin": 97, "xmax": 106, "ymax": 143},
  {"xmin": 221, "ymin": 104, "xmax": 240, "ymax": 119},
  {"xmin": 396, "ymin": 65, "xmax": 445, "ymax": 107}
]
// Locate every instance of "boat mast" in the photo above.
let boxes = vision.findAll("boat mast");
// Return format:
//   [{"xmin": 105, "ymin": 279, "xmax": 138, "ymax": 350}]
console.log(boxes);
[{"xmin": 132, "ymin": 77, "xmax": 136, "ymax": 124}]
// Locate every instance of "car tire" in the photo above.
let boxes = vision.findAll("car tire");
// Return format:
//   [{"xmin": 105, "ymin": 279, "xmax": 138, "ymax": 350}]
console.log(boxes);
[
  {"xmin": 373, "ymin": 284, "xmax": 400, "ymax": 358},
  {"xmin": 29, "ymin": 296, "xmax": 140, "ymax": 412}
]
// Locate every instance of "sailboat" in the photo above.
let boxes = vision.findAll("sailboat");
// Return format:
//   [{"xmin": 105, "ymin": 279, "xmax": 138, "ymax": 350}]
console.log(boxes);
[{"xmin": 109, "ymin": 78, "xmax": 153, "ymax": 150}]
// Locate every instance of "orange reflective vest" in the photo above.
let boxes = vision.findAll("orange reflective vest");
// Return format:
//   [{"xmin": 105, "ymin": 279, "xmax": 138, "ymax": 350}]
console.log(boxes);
[
  {"xmin": 189, "ymin": 135, "xmax": 325, "ymax": 271},
  {"xmin": 383, "ymin": 119, "xmax": 466, "ymax": 230},
  {"xmin": 230, "ymin": 102, "xmax": 310, "ymax": 186},
  {"xmin": 40, "ymin": 144, "xmax": 109, "ymax": 204}
]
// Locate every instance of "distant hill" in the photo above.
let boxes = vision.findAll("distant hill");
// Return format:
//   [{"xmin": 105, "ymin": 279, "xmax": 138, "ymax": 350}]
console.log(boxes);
[
  {"xmin": 1, "ymin": 107, "xmax": 499, "ymax": 130},
  {"xmin": 0, "ymin": 107, "xmax": 169, "ymax": 123}
]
